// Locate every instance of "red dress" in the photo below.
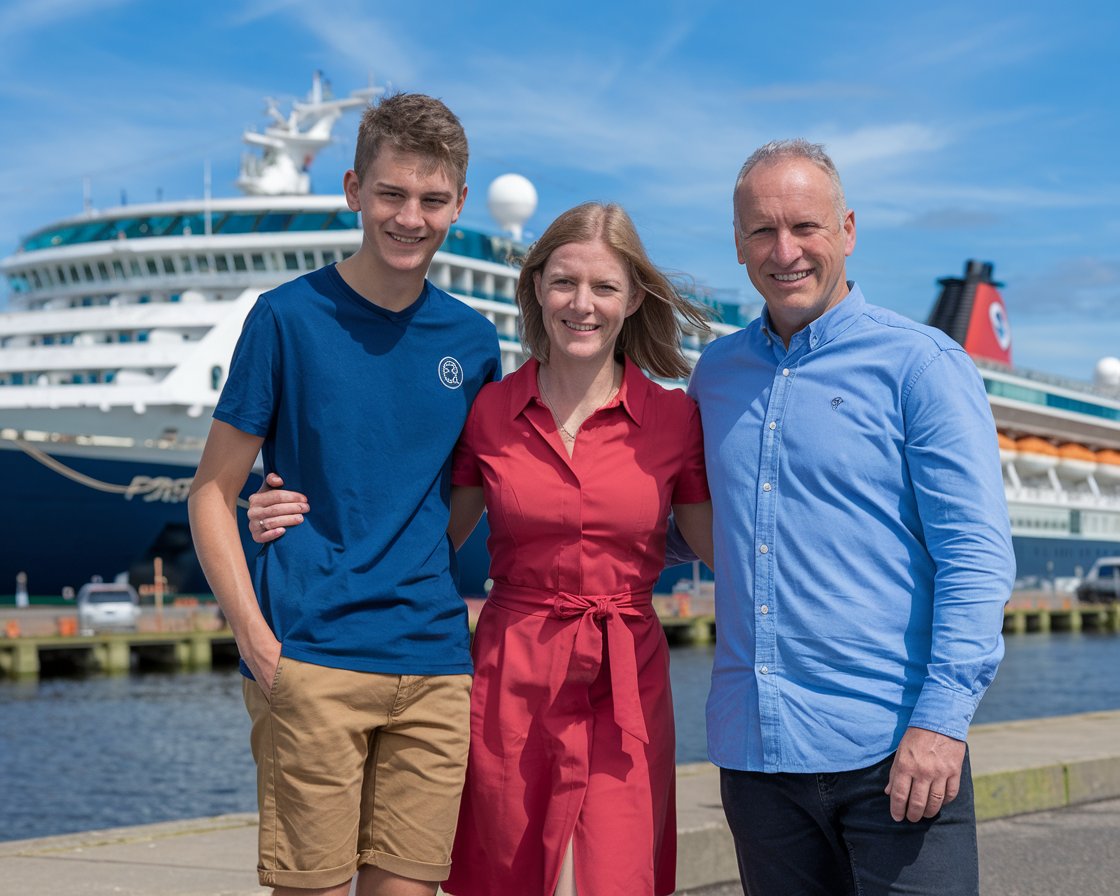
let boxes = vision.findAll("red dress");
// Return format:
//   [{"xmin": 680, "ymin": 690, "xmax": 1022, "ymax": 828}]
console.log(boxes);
[{"xmin": 443, "ymin": 358, "xmax": 708, "ymax": 896}]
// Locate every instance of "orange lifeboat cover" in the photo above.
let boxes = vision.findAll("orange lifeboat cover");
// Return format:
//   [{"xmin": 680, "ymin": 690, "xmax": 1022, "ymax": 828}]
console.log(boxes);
[
  {"xmin": 1016, "ymin": 436, "xmax": 1058, "ymax": 456},
  {"xmin": 1058, "ymin": 443, "xmax": 1096, "ymax": 461},
  {"xmin": 1097, "ymin": 449, "xmax": 1120, "ymax": 467}
]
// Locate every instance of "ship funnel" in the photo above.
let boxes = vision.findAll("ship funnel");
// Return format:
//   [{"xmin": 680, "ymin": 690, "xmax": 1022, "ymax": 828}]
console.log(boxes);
[{"xmin": 926, "ymin": 259, "xmax": 1013, "ymax": 366}]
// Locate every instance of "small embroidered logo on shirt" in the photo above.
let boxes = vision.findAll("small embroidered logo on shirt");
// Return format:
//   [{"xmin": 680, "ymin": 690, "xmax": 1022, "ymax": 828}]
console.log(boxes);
[
  {"xmin": 438, "ymin": 357, "xmax": 464, "ymax": 389},
  {"xmin": 831, "ymin": 397, "xmax": 844, "ymax": 410}
]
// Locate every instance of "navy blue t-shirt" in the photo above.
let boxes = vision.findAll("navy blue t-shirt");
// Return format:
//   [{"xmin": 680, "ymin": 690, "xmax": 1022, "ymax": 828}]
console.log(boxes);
[{"xmin": 214, "ymin": 265, "xmax": 500, "ymax": 674}]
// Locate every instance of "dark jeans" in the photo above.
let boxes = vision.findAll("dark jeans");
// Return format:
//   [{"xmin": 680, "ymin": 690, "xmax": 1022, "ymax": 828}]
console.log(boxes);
[{"xmin": 720, "ymin": 750, "xmax": 978, "ymax": 896}]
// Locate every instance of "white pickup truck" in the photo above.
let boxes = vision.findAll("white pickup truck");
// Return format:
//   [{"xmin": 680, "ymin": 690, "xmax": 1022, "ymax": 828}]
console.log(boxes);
[{"xmin": 1075, "ymin": 557, "xmax": 1120, "ymax": 604}]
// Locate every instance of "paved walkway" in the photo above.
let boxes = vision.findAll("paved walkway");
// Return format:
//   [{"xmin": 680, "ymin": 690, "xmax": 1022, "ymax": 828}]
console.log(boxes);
[{"xmin": 4, "ymin": 710, "xmax": 1119, "ymax": 894}]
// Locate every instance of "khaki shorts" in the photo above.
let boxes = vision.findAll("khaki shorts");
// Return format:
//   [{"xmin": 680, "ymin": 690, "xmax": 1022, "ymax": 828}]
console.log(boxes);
[{"xmin": 242, "ymin": 657, "xmax": 471, "ymax": 889}]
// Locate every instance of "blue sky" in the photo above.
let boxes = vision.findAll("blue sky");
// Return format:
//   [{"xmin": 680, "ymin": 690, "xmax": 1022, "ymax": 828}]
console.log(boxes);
[{"xmin": 2, "ymin": 0, "xmax": 1118, "ymax": 379}]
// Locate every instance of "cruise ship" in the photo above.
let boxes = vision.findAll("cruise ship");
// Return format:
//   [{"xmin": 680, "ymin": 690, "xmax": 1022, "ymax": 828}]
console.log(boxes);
[
  {"xmin": 926, "ymin": 261, "xmax": 1120, "ymax": 584},
  {"xmin": 0, "ymin": 75, "xmax": 745, "ymax": 597}
]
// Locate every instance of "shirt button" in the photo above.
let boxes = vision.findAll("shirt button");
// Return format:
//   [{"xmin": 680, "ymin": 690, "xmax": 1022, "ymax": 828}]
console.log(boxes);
[
  {"xmin": 760, "ymin": 604, "xmax": 769, "ymax": 615},
  {"xmin": 762, "ymin": 482, "xmax": 772, "ymax": 492},
  {"xmin": 759, "ymin": 666, "xmax": 769, "ymax": 675},
  {"xmin": 769, "ymin": 421, "xmax": 777, "ymax": 430},
  {"xmin": 759, "ymin": 544, "xmax": 768, "ymax": 554},
  {"xmin": 782, "ymin": 368, "xmax": 790, "ymax": 377}
]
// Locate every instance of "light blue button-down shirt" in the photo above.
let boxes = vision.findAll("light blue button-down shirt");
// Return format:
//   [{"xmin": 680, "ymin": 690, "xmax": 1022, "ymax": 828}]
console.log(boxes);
[{"xmin": 689, "ymin": 284, "xmax": 1013, "ymax": 773}]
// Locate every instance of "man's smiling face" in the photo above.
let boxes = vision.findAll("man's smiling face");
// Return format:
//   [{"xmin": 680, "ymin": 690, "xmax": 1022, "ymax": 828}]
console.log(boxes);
[{"xmin": 734, "ymin": 157, "xmax": 856, "ymax": 344}]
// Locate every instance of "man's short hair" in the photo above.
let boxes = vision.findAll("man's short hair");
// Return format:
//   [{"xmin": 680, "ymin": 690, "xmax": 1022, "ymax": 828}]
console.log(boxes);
[
  {"xmin": 353, "ymin": 93, "xmax": 468, "ymax": 190},
  {"xmin": 733, "ymin": 138, "xmax": 847, "ymax": 230}
]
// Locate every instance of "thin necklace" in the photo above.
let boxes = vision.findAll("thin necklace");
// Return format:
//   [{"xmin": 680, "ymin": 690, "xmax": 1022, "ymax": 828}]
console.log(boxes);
[{"xmin": 538, "ymin": 368, "xmax": 618, "ymax": 443}]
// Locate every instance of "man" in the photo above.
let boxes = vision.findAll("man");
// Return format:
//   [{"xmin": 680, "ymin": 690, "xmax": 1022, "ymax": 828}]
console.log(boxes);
[
  {"xmin": 187, "ymin": 94, "xmax": 500, "ymax": 896},
  {"xmin": 688, "ymin": 139, "xmax": 1013, "ymax": 895}
]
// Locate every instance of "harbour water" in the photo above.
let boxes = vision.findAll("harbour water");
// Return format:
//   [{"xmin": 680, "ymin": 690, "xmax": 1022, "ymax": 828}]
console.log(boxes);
[{"xmin": 4, "ymin": 632, "xmax": 1120, "ymax": 843}]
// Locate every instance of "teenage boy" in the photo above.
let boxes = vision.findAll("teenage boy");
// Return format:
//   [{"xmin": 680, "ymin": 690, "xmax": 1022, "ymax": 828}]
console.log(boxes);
[{"xmin": 188, "ymin": 93, "xmax": 500, "ymax": 896}]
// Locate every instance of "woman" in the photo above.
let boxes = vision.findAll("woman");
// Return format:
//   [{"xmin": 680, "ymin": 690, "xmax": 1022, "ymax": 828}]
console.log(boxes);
[{"xmin": 250, "ymin": 202, "xmax": 714, "ymax": 895}]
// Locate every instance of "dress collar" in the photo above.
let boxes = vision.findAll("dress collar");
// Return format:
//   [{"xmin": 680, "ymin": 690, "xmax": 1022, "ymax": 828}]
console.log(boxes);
[{"xmin": 509, "ymin": 356, "xmax": 647, "ymax": 426}]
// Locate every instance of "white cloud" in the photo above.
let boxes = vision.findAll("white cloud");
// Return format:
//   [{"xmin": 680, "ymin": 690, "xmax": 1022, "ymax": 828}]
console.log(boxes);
[
  {"xmin": 738, "ymin": 83, "xmax": 886, "ymax": 103},
  {"xmin": 1011, "ymin": 257, "xmax": 1120, "ymax": 318},
  {"xmin": 0, "ymin": 0, "xmax": 132, "ymax": 43},
  {"xmin": 270, "ymin": 3, "xmax": 424, "ymax": 86},
  {"xmin": 825, "ymin": 123, "xmax": 953, "ymax": 169},
  {"xmin": 899, "ymin": 15, "xmax": 1051, "ymax": 73}
]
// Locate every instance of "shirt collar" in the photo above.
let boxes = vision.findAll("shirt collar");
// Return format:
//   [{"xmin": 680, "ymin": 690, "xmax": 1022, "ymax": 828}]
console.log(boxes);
[
  {"xmin": 759, "ymin": 281, "xmax": 866, "ymax": 351},
  {"xmin": 509, "ymin": 356, "xmax": 646, "ymax": 426}
]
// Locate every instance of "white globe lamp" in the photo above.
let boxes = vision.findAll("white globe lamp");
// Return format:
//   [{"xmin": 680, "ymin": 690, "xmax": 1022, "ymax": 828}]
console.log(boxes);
[{"xmin": 487, "ymin": 174, "xmax": 537, "ymax": 242}]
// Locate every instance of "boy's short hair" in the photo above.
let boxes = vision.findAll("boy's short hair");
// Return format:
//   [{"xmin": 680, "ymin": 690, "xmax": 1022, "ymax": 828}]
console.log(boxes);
[{"xmin": 353, "ymin": 93, "xmax": 469, "ymax": 190}]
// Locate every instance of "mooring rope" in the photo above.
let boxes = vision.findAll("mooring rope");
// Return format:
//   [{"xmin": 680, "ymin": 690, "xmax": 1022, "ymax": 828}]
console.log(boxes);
[{"xmin": 8, "ymin": 436, "xmax": 249, "ymax": 508}]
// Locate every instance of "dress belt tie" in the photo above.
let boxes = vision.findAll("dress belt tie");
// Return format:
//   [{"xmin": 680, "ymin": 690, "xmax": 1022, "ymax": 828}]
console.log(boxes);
[{"xmin": 488, "ymin": 584, "xmax": 653, "ymax": 745}]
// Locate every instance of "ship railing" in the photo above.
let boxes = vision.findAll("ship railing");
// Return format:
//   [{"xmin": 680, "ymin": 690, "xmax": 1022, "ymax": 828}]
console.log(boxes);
[
  {"xmin": 977, "ymin": 357, "xmax": 1120, "ymax": 402},
  {"xmin": 1006, "ymin": 484, "xmax": 1120, "ymax": 508}
]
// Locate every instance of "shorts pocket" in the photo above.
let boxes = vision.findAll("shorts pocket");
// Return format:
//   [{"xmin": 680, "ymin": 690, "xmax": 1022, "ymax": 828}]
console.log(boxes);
[{"xmin": 265, "ymin": 656, "xmax": 285, "ymax": 706}]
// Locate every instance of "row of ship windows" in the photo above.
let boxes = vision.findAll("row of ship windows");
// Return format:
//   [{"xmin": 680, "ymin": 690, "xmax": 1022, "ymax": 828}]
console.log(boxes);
[
  {"xmin": 1011, "ymin": 513, "xmax": 1120, "ymax": 536},
  {"xmin": 21, "ymin": 210, "xmax": 364, "ymax": 251},
  {"xmin": 9, "ymin": 248, "xmax": 358, "ymax": 295},
  {"xmin": 8, "ymin": 329, "xmax": 698, "ymax": 359},
  {"xmin": 1, "ymin": 330, "xmax": 195, "ymax": 348},
  {"xmin": 20, "ymin": 213, "xmax": 522, "ymax": 270},
  {"xmin": 0, "ymin": 366, "xmax": 223, "ymax": 389},
  {"xmin": 1, "ymin": 370, "xmax": 120, "ymax": 385},
  {"xmin": 1011, "ymin": 515, "xmax": 1070, "ymax": 532},
  {"xmin": 986, "ymin": 378, "xmax": 1120, "ymax": 424},
  {"xmin": 9, "ymin": 254, "xmax": 521, "ymax": 315},
  {"xmin": 23, "ymin": 291, "xmax": 229, "ymax": 311}
]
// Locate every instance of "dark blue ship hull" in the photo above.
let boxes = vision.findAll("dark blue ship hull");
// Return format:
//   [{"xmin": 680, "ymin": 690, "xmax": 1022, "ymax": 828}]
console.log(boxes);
[{"xmin": 2, "ymin": 445, "xmax": 259, "ymax": 597}]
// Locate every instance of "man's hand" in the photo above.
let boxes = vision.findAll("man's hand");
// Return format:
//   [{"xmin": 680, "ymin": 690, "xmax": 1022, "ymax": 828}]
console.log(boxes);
[
  {"xmin": 885, "ymin": 726, "xmax": 966, "ymax": 822},
  {"xmin": 247, "ymin": 472, "xmax": 309, "ymax": 543}
]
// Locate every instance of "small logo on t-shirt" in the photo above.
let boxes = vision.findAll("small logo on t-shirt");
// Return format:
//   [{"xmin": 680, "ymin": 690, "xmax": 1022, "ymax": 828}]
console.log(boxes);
[
  {"xmin": 438, "ymin": 357, "xmax": 464, "ymax": 389},
  {"xmin": 831, "ymin": 396, "xmax": 844, "ymax": 410}
]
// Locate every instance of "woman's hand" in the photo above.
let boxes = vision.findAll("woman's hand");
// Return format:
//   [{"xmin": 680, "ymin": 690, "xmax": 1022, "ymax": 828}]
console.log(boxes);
[{"xmin": 247, "ymin": 472, "xmax": 309, "ymax": 543}]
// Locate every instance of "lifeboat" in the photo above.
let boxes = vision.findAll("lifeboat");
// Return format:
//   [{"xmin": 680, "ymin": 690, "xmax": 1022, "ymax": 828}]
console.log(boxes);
[
  {"xmin": 1014, "ymin": 437, "xmax": 1059, "ymax": 475},
  {"xmin": 997, "ymin": 432, "xmax": 1017, "ymax": 465},
  {"xmin": 1056, "ymin": 442, "xmax": 1097, "ymax": 480},
  {"xmin": 1096, "ymin": 449, "xmax": 1120, "ymax": 484}
]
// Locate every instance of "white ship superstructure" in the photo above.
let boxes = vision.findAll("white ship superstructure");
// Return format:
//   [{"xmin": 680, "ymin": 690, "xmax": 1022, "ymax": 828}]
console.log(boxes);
[{"xmin": 987, "ymin": 362, "xmax": 1120, "ymax": 583}]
